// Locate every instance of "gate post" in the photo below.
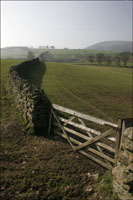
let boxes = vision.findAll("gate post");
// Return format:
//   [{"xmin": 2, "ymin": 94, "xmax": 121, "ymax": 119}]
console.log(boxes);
[
  {"xmin": 112, "ymin": 119, "xmax": 133, "ymax": 200},
  {"xmin": 115, "ymin": 119, "xmax": 123, "ymax": 163}
]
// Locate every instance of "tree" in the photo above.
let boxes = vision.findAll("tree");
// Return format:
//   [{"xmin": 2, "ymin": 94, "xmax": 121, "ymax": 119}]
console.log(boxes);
[
  {"xmin": 96, "ymin": 53, "xmax": 105, "ymax": 65},
  {"xmin": 50, "ymin": 46, "xmax": 55, "ymax": 49},
  {"xmin": 106, "ymin": 55, "xmax": 112, "ymax": 66},
  {"xmin": 120, "ymin": 52, "xmax": 131, "ymax": 67},
  {"xmin": 115, "ymin": 55, "xmax": 121, "ymax": 67},
  {"xmin": 39, "ymin": 51, "xmax": 52, "ymax": 61},
  {"xmin": 88, "ymin": 54, "xmax": 95, "ymax": 64},
  {"xmin": 27, "ymin": 51, "xmax": 35, "ymax": 60}
]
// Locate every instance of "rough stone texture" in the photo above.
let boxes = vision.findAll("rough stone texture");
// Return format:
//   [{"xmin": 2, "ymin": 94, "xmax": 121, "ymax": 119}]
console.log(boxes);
[
  {"xmin": 8, "ymin": 58, "xmax": 51, "ymax": 135},
  {"xmin": 112, "ymin": 127, "xmax": 133, "ymax": 200}
]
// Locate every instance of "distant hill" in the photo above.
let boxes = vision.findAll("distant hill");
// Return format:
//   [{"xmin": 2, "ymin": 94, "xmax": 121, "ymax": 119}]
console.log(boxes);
[
  {"xmin": 85, "ymin": 41, "xmax": 133, "ymax": 53},
  {"xmin": 1, "ymin": 46, "xmax": 30, "ymax": 59},
  {"xmin": 2, "ymin": 46, "xmax": 29, "ymax": 50}
]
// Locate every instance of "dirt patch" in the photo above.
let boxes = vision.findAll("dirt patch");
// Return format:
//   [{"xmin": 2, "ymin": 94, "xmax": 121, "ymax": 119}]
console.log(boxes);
[
  {"xmin": 0, "ymin": 118, "xmax": 106, "ymax": 200},
  {"xmin": 1, "ymin": 83, "xmax": 106, "ymax": 199}
]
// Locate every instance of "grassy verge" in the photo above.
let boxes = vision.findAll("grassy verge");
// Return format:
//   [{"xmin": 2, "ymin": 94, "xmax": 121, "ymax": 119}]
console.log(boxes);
[
  {"xmin": 1, "ymin": 60, "xmax": 25, "ymax": 125},
  {"xmin": 97, "ymin": 171, "xmax": 119, "ymax": 200}
]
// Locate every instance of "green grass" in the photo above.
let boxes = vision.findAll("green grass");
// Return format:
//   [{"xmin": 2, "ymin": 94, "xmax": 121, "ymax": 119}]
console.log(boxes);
[
  {"xmin": 41, "ymin": 62, "xmax": 132, "ymax": 123},
  {"xmin": 1, "ymin": 59, "xmax": 132, "ymax": 124},
  {"xmin": 97, "ymin": 171, "xmax": 119, "ymax": 200},
  {"xmin": 1, "ymin": 59, "xmax": 24, "ymax": 123}
]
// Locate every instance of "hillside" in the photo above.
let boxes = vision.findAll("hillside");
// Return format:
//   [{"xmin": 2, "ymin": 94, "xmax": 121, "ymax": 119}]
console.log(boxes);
[
  {"xmin": 1, "ymin": 46, "xmax": 30, "ymax": 59},
  {"xmin": 85, "ymin": 41, "xmax": 133, "ymax": 53}
]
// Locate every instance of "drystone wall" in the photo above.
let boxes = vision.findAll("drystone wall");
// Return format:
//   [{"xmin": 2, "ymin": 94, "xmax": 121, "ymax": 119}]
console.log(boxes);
[
  {"xmin": 112, "ymin": 127, "xmax": 133, "ymax": 200},
  {"xmin": 8, "ymin": 58, "xmax": 51, "ymax": 135}
]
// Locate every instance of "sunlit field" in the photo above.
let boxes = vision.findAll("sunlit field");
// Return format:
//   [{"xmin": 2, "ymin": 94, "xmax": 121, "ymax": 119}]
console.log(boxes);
[
  {"xmin": 1, "ymin": 59, "xmax": 132, "ymax": 124},
  {"xmin": 41, "ymin": 62, "xmax": 132, "ymax": 123}
]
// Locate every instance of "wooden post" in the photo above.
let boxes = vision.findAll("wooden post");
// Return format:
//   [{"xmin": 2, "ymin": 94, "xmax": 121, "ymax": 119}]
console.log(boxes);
[
  {"xmin": 114, "ymin": 119, "xmax": 123, "ymax": 165},
  {"xmin": 48, "ymin": 109, "xmax": 52, "ymax": 137}
]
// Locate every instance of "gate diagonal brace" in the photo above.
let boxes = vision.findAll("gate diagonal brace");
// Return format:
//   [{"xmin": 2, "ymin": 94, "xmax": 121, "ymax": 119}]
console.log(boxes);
[
  {"xmin": 77, "ymin": 118, "xmax": 111, "ymax": 166},
  {"xmin": 75, "ymin": 128, "xmax": 115, "ymax": 151},
  {"xmin": 77, "ymin": 117, "xmax": 103, "ymax": 151},
  {"xmin": 52, "ymin": 109, "xmax": 76, "ymax": 151}
]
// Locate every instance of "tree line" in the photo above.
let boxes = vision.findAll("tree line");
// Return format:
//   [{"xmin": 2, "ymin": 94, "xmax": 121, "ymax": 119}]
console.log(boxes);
[
  {"xmin": 27, "ymin": 51, "xmax": 132, "ymax": 67},
  {"xmin": 88, "ymin": 52, "xmax": 132, "ymax": 67}
]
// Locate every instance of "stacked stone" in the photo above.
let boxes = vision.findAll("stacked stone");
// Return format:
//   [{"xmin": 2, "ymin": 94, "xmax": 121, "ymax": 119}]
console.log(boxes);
[
  {"xmin": 112, "ymin": 127, "xmax": 133, "ymax": 200},
  {"xmin": 8, "ymin": 59, "xmax": 51, "ymax": 135}
]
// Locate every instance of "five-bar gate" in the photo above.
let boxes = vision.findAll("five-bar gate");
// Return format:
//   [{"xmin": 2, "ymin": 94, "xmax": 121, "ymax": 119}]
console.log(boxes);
[{"xmin": 49, "ymin": 104, "xmax": 123, "ymax": 170}]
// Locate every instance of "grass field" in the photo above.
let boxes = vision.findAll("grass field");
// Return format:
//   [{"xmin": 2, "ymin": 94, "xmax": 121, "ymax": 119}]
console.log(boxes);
[
  {"xmin": 41, "ymin": 62, "xmax": 132, "ymax": 123},
  {"xmin": 1, "ymin": 59, "xmax": 132, "ymax": 124}
]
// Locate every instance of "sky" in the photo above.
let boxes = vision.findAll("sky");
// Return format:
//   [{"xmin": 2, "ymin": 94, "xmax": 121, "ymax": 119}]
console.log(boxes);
[{"xmin": 1, "ymin": 0, "xmax": 132, "ymax": 49}]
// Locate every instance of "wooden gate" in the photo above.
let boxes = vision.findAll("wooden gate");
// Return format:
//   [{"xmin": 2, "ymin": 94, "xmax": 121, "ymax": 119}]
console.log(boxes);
[{"xmin": 49, "ymin": 104, "xmax": 123, "ymax": 170}]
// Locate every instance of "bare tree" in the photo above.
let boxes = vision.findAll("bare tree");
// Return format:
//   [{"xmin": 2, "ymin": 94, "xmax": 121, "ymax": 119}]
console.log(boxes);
[
  {"xmin": 96, "ymin": 53, "xmax": 105, "ymax": 65},
  {"xmin": 50, "ymin": 46, "xmax": 55, "ymax": 49},
  {"xmin": 120, "ymin": 52, "xmax": 131, "ymax": 67},
  {"xmin": 115, "ymin": 55, "xmax": 121, "ymax": 67},
  {"xmin": 88, "ymin": 54, "xmax": 95, "ymax": 64},
  {"xmin": 39, "ymin": 51, "xmax": 52, "ymax": 61},
  {"xmin": 27, "ymin": 51, "xmax": 35, "ymax": 60},
  {"xmin": 106, "ymin": 55, "xmax": 112, "ymax": 66}
]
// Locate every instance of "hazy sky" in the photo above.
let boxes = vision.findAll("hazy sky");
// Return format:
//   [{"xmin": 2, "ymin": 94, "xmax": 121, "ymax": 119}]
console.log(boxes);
[{"xmin": 1, "ymin": 0, "xmax": 132, "ymax": 49}]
